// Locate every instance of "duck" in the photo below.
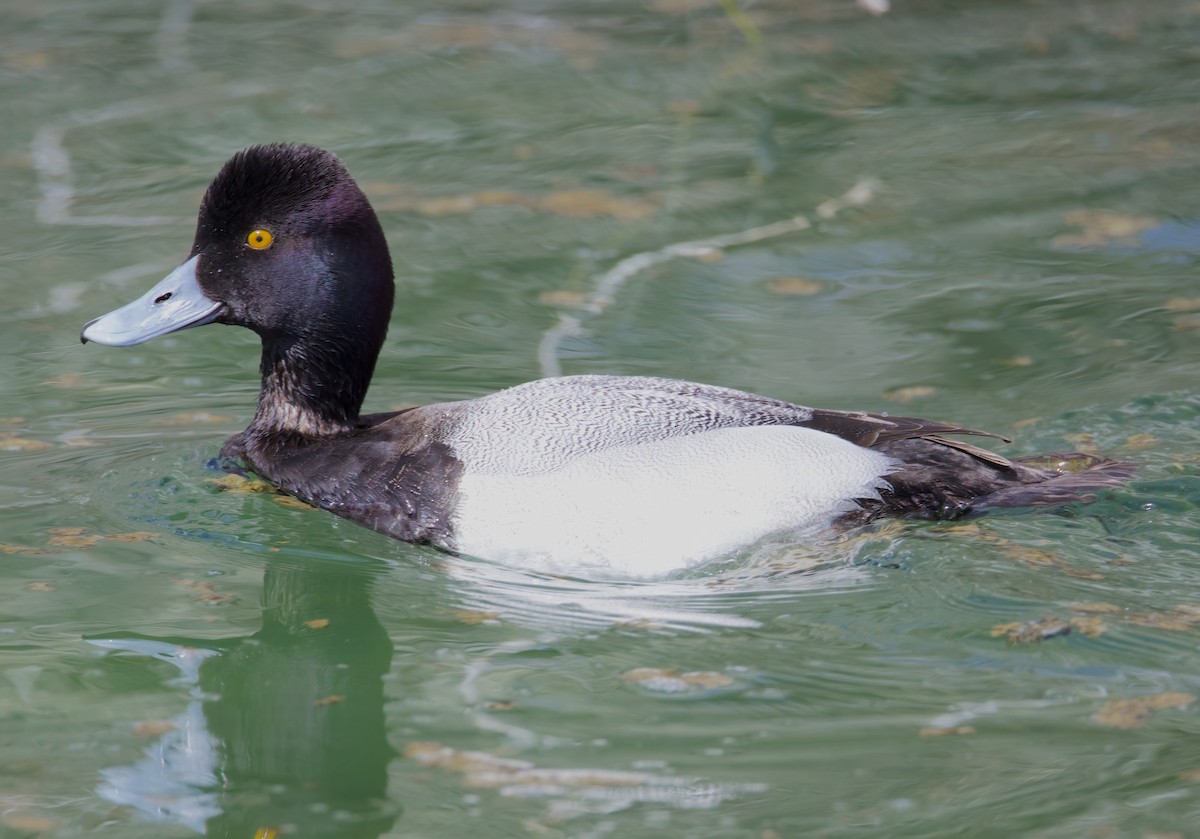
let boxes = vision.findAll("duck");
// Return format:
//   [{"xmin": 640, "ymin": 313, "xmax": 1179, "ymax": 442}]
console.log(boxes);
[{"xmin": 81, "ymin": 144, "xmax": 1134, "ymax": 577}]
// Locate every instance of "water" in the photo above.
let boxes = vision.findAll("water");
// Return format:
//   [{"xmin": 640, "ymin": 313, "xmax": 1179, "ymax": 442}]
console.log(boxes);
[{"xmin": 3, "ymin": 1, "xmax": 1200, "ymax": 836}]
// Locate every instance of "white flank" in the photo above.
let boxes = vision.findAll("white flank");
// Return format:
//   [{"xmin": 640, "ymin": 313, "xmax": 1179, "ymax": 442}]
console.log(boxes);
[{"xmin": 450, "ymin": 425, "xmax": 893, "ymax": 579}]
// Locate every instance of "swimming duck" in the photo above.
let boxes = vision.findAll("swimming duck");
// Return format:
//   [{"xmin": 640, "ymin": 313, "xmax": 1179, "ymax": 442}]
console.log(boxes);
[{"xmin": 82, "ymin": 144, "xmax": 1132, "ymax": 577}]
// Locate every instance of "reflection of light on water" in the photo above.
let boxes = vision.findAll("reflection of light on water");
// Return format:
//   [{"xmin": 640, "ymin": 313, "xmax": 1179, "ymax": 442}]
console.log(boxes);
[
  {"xmin": 404, "ymin": 741, "xmax": 767, "ymax": 820},
  {"xmin": 435, "ymin": 535, "xmax": 890, "ymax": 820},
  {"xmin": 445, "ymin": 558, "xmax": 763, "ymax": 630},
  {"xmin": 88, "ymin": 639, "xmax": 219, "ymax": 835},
  {"xmin": 423, "ymin": 538, "xmax": 887, "ymax": 823},
  {"xmin": 438, "ymin": 533, "xmax": 885, "ymax": 634},
  {"xmin": 97, "ymin": 699, "xmax": 219, "ymax": 834}
]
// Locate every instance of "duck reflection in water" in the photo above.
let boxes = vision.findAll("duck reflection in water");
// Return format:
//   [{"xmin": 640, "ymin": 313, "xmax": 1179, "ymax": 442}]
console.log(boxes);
[{"xmin": 89, "ymin": 557, "xmax": 396, "ymax": 837}]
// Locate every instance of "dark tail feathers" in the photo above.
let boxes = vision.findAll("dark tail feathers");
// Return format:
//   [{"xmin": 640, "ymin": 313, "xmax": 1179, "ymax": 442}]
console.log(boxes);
[
  {"xmin": 852, "ymin": 441, "xmax": 1136, "ymax": 522},
  {"xmin": 973, "ymin": 452, "xmax": 1137, "ymax": 510}
]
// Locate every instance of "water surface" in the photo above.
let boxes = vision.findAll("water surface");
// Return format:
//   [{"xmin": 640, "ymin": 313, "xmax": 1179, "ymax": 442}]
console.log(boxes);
[{"xmin": 2, "ymin": 1, "xmax": 1200, "ymax": 837}]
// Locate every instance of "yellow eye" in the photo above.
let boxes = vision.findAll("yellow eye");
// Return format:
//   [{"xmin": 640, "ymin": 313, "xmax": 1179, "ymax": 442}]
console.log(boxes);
[{"xmin": 246, "ymin": 229, "xmax": 273, "ymax": 250}]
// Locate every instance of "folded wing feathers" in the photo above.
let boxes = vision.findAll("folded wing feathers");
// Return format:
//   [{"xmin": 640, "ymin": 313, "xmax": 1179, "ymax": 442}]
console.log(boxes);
[{"xmin": 803, "ymin": 409, "xmax": 1015, "ymax": 468}]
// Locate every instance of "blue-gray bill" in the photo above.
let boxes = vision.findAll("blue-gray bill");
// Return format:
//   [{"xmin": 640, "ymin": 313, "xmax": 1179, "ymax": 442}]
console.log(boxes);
[{"xmin": 80, "ymin": 255, "xmax": 223, "ymax": 346}]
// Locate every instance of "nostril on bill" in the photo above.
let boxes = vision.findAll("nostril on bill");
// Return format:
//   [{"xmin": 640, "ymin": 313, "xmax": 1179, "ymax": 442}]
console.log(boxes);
[{"xmin": 154, "ymin": 292, "xmax": 173, "ymax": 304}]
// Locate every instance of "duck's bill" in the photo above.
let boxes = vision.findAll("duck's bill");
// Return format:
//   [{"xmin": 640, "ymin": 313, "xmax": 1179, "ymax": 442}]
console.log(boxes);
[{"xmin": 81, "ymin": 255, "xmax": 223, "ymax": 346}]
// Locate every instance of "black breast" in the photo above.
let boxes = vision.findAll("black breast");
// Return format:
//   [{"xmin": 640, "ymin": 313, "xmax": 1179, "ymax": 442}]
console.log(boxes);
[{"xmin": 222, "ymin": 406, "xmax": 463, "ymax": 545}]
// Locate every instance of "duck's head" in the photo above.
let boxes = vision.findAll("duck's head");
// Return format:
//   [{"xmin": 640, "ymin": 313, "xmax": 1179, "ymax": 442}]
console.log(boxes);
[
  {"xmin": 83, "ymin": 144, "xmax": 395, "ymax": 426},
  {"xmin": 83, "ymin": 143, "xmax": 394, "ymax": 347}
]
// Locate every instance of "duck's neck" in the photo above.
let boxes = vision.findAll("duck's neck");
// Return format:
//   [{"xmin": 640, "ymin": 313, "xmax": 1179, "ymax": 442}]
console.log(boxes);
[{"xmin": 249, "ymin": 333, "xmax": 379, "ymax": 440}]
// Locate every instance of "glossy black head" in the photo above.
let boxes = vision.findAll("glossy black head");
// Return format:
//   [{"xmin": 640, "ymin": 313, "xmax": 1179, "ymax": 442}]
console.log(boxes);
[
  {"xmin": 189, "ymin": 144, "xmax": 396, "ymax": 427},
  {"xmin": 194, "ymin": 144, "xmax": 394, "ymax": 343},
  {"xmin": 81, "ymin": 145, "xmax": 396, "ymax": 432}
]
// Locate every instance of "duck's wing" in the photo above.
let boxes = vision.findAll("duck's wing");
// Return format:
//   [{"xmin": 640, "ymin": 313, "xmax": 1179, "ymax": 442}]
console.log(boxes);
[
  {"xmin": 798, "ymin": 408, "xmax": 1015, "ymax": 468},
  {"xmin": 434, "ymin": 375, "xmax": 819, "ymax": 475}
]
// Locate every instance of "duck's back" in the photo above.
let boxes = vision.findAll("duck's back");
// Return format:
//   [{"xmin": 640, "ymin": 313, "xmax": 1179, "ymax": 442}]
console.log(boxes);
[{"xmin": 440, "ymin": 375, "xmax": 833, "ymax": 473}]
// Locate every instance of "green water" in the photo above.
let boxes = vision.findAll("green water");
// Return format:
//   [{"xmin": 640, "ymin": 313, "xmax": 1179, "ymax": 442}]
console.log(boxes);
[{"xmin": 3, "ymin": 1, "xmax": 1200, "ymax": 837}]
